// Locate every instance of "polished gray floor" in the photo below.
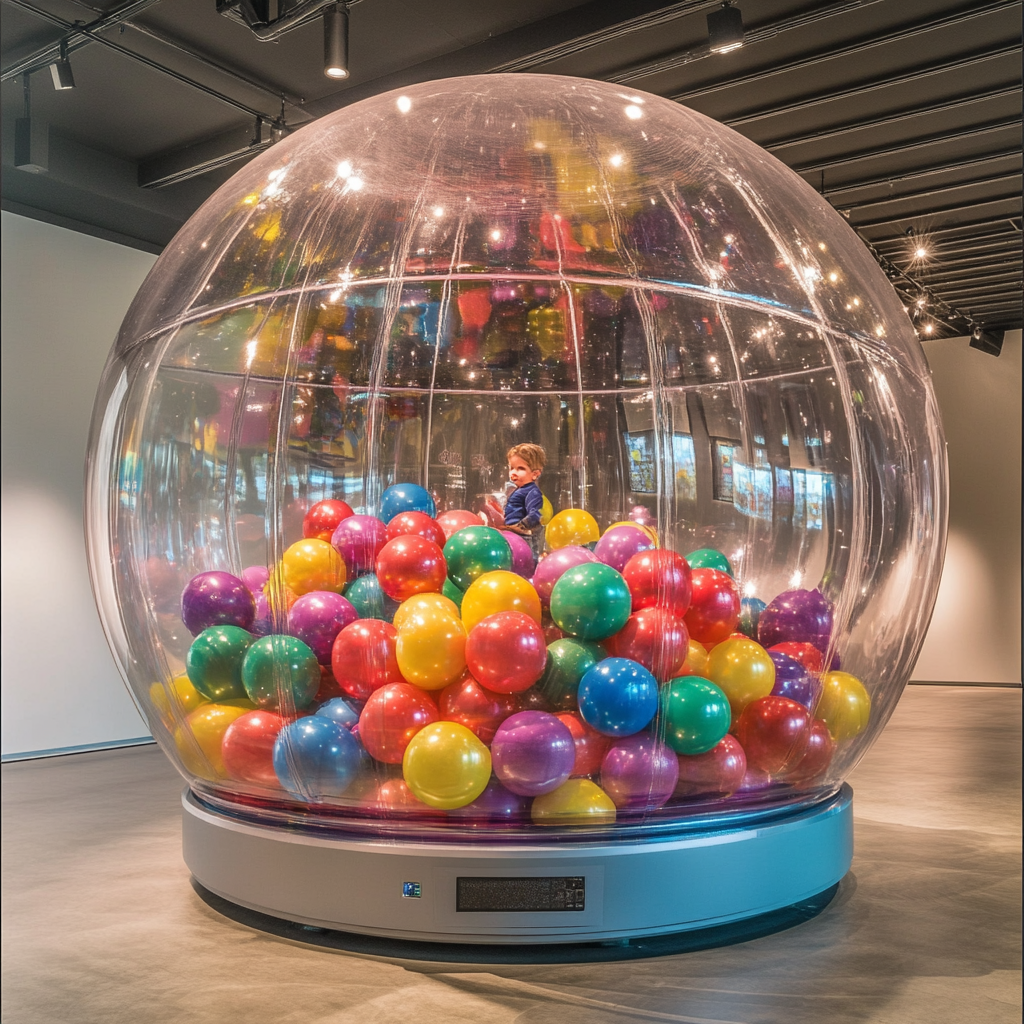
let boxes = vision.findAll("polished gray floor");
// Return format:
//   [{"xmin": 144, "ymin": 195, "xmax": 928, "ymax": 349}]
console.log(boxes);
[{"xmin": 3, "ymin": 685, "xmax": 1020, "ymax": 1024}]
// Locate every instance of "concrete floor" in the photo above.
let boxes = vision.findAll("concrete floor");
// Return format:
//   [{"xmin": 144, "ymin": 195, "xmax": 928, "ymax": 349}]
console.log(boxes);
[{"xmin": 2, "ymin": 685, "xmax": 1020, "ymax": 1024}]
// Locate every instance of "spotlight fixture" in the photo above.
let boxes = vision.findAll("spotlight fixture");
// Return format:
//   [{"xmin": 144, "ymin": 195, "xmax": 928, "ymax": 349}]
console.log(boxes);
[
  {"xmin": 969, "ymin": 326, "xmax": 1005, "ymax": 357},
  {"xmin": 49, "ymin": 38, "xmax": 76, "ymax": 90},
  {"xmin": 906, "ymin": 226, "xmax": 928, "ymax": 261},
  {"xmin": 15, "ymin": 74, "xmax": 48, "ymax": 174},
  {"xmin": 707, "ymin": 2, "xmax": 744, "ymax": 54},
  {"xmin": 324, "ymin": 3, "xmax": 349, "ymax": 80}
]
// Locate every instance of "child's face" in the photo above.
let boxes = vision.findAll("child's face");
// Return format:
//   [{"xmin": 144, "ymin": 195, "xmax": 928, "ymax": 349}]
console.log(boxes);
[{"xmin": 508, "ymin": 455, "xmax": 541, "ymax": 488}]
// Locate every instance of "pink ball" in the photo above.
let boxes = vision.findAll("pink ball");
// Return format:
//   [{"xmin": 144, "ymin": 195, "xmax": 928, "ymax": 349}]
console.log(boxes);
[
  {"xmin": 594, "ymin": 524, "xmax": 655, "ymax": 574},
  {"xmin": 532, "ymin": 545, "xmax": 598, "ymax": 606},
  {"xmin": 600, "ymin": 734, "xmax": 679, "ymax": 810},
  {"xmin": 500, "ymin": 530, "xmax": 536, "ymax": 578},
  {"xmin": 330, "ymin": 514, "xmax": 386, "ymax": 576}
]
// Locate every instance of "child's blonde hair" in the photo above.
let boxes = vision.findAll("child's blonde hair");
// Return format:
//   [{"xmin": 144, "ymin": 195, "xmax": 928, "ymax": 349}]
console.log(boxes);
[{"xmin": 507, "ymin": 443, "xmax": 546, "ymax": 473}]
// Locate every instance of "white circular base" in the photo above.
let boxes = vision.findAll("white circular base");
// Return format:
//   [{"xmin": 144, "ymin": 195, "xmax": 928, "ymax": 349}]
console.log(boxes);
[{"xmin": 183, "ymin": 785, "xmax": 852, "ymax": 945}]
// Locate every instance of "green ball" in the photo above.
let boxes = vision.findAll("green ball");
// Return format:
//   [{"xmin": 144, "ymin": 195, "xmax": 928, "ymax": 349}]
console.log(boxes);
[
  {"xmin": 186, "ymin": 626, "xmax": 254, "ymax": 702},
  {"xmin": 659, "ymin": 676, "xmax": 731, "ymax": 755},
  {"xmin": 443, "ymin": 525, "xmax": 512, "ymax": 590},
  {"xmin": 549, "ymin": 563, "xmax": 632, "ymax": 641},
  {"xmin": 241, "ymin": 634, "xmax": 320, "ymax": 711},
  {"xmin": 537, "ymin": 638, "xmax": 606, "ymax": 710},
  {"xmin": 442, "ymin": 576, "xmax": 465, "ymax": 612},
  {"xmin": 686, "ymin": 547, "xmax": 733, "ymax": 576},
  {"xmin": 345, "ymin": 573, "xmax": 397, "ymax": 622}
]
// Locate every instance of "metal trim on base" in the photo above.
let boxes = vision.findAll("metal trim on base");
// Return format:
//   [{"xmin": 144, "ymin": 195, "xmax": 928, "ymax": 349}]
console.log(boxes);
[{"xmin": 183, "ymin": 784, "xmax": 853, "ymax": 945}]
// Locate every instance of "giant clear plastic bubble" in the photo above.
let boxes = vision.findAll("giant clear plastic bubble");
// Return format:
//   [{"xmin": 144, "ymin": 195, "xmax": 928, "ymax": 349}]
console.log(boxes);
[{"xmin": 86, "ymin": 74, "xmax": 946, "ymax": 837}]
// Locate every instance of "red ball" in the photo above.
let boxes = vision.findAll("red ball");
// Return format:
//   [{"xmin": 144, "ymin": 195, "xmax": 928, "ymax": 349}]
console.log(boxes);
[
  {"xmin": 733, "ymin": 695, "xmax": 811, "ymax": 775},
  {"xmin": 385, "ymin": 510, "xmax": 447, "ymax": 549},
  {"xmin": 436, "ymin": 509, "xmax": 483, "ymax": 540},
  {"xmin": 783, "ymin": 718, "xmax": 835, "ymax": 785},
  {"xmin": 358, "ymin": 682, "xmax": 438, "ymax": 763},
  {"xmin": 367, "ymin": 778, "xmax": 444, "ymax": 818},
  {"xmin": 768, "ymin": 641, "xmax": 824, "ymax": 674},
  {"xmin": 221, "ymin": 710, "xmax": 287, "ymax": 786},
  {"xmin": 684, "ymin": 568, "xmax": 740, "ymax": 646},
  {"xmin": 605, "ymin": 606, "xmax": 689, "ymax": 681},
  {"xmin": 314, "ymin": 663, "xmax": 344, "ymax": 703},
  {"xmin": 331, "ymin": 619, "xmax": 403, "ymax": 700},
  {"xmin": 622, "ymin": 549, "xmax": 692, "ymax": 618},
  {"xmin": 302, "ymin": 499, "xmax": 354, "ymax": 542},
  {"xmin": 674, "ymin": 734, "xmax": 747, "ymax": 799},
  {"xmin": 465, "ymin": 611, "xmax": 547, "ymax": 694},
  {"xmin": 375, "ymin": 535, "xmax": 447, "ymax": 602},
  {"xmin": 554, "ymin": 712, "xmax": 611, "ymax": 777},
  {"xmin": 439, "ymin": 673, "xmax": 519, "ymax": 744}
]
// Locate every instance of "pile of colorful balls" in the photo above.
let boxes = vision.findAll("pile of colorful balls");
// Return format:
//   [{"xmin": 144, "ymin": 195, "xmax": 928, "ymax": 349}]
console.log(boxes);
[{"xmin": 157, "ymin": 483, "xmax": 871, "ymax": 826}]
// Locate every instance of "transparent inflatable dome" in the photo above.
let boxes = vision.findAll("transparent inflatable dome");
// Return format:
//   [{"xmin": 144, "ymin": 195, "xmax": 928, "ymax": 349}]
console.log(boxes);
[{"xmin": 86, "ymin": 74, "xmax": 946, "ymax": 838}]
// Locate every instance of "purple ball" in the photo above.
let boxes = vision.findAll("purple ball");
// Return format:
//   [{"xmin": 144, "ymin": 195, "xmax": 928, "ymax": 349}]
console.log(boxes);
[
  {"xmin": 251, "ymin": 590, "xmax": 274, "ymax": 636},
  {"xmin": 330, "ymin": 514, "xmax": 386, "ymax": 576},
  {"xmin": 240, "ymin": 565, "xmax": 270, "ymax": 595},
  {"xmin": 600, "ymin": 734, "xmax": 678, "ymax": 810},
  {"xmin": 491, "ymin": 711, "xmax": 575, "ymax": 797},
  {"xmin": 768, "ymin": 651, "xmax": 820, "ymax": 710},
  {"xmin": 629, "ymin": 505, "xmax": 654, "ymax": 528},
  {"xmin": 532, "ymin": 546, "xmax": 599, "ymax": 606},
  {"xmin": 287, "ymin": 591, "xmax": 358, "ymax": 664},
  {"xmin": 593, "ymin": 524, "xmax": 654, "ymax": 573},
  {"xmin": 181, "ymin": 571, "xmax": 255, "ymax": 636},
  {"xmin": 449, "ymin": 777, "xmax": 530, "ymax": 824},
  {"xmin": 758, "ymin": 588, "xmax": 833, "ymax": 654},
  {"xmin": 500, "ymin": 530, "xmax": 536, "ymax": 578}
]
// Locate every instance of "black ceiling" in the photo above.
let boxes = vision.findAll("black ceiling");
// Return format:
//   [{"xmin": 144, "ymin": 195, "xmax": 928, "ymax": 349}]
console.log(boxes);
[{"xmin": 2, "ymin": 0, "xmax": 1021, "ymax": 337}]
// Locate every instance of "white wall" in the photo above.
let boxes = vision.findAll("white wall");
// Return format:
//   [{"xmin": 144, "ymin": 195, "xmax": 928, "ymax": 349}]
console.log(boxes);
[
  {"xmin": 913, "ymin": 330, "xmax": 1022, "ymax": 684},
  {"xmin": 1, "ymin": 211, "xmax": 157, "ymax": 756}
]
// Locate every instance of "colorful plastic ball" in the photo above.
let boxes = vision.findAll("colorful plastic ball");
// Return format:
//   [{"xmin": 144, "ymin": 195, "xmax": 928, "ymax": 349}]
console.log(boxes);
[
  {"xmin": 675, "ymin": 734, "xmax": 747, "ymax": 799},
  {"xmin": 313, "ymin": 663, "xmax": 343, "ymax": 703},
  {"xmin": 686, "ymin": 548, "xmax": 733, "ymax": 576},
  {"xmin": 465, "ymin": 611, "xmax": 547, "ymax": 694},
  {"xmin": 385, "ymin": 510, "xmax": 447, "ymax": 548},
  {"xmin": 181, "ymin": 571, "xmax": 256, "ymax": 636},
  {"xmin": 149, "ymin": 674, "xmax": 208, "ymax": 724},
  {"xmin": 500, "ymin": 529, "xmax": 536, "ymax": 578},
  {"xmin": 606, "ymin": 606, "xmax": 689, "ymax": 682},
  {"xmin": 539, "ymin": 494, "xmax": 554, "ymax": 526},
  {"xmin": 375, "ymin": 535, "xmax": 447, "ymax": 602},
  {"xmin": 782, "ymin": 718, "xmax": 835, "ymax": 785},
  {"xmin": 302, "ymin": 499, "xmax": 354, "ymax": 541},
  {"xmin": 250, "ymin": 589, "xmax": 275, "ymax": 636},
  {"xmin": 577, "ymin": 657, "xmax": 658, "ymax": 737},
  {"xmin": 537, "ymin": 637, "xmax": 606, "ymax": 711},
  {"xmin": 553, "ymin": 712, "xmax": 611, "ymax": 776},
  {"xmin": 343, "ymin": 573, "xmax": 399, "ymax": 622},
  {"xmin": 174, "ymin": 703, "xmax": 251, "ymax": 777},
  {"xmin": 443, "ymin": 526, "xmax": 512, "ymax": 590},
  {"xmin": 395, "ymin": 608, "xmax": 467, "ymax": 690},
  {"xmin": 449, "ymin": 776, "xmax": 530, "ymax": 823},
  {"xmin": 358, "ymin": 682, "xmax": 438, "ymax": 763},
  {"xmin": 330, "ymin": 514, "xmax": 387, "ymax": 577},
  {"xmin": 491, "ymin": 711, "xmax": 576, "ymax": 796},
  {"xmin": 287, "ymin": 591, "xmax": 357, "ymax": 665},
  {"xmin": 380, "ymin": 482, "xmax": 437, "ymax": 524},
  {"xmin": 816, "ymin": 671, "xmax": 871, "ymax": 741},
  {"xmin": 532, "ymin": 546, "xmax": 598, "ymax": 606},
  {"xmin": 438, "ymin": 673, "xmax": 519, "ymax": 743},
  {"xmin": 600, "ymin": 734, "xmax": 679, "ymax": 810},
  {"xmin": 392, "ymin": 592, "xmax": 461, "ymax": 631},
  {"xmin": 549, "ymin": 563, "xmax": 632, "ymax": 641},
  {"xmin": 281, "ymin": 538, "xmax": 346, "ymax": 596},
  {"xmin": 734, "ymin": 695, "xmax": 812, "ymax": 775},
  {"xmin": 315, "ymin": 696, "xmax": 359, "ymax": 730},
  {"xmin": 436, "ymin": 509, "xmax": 483, "ymax": 539},
  {"xmin": 621, "ymin": 549, "xmax": 692, "ymax": 619},
  {"xmin": 272, "ymin": 716, "xmax": 363, "ymax": 800},
  {"xmin": 758, "ymin": 588, "xmax": 833, "ymax": 654},
  {"xmin": 331, "ymin": 618, "xmax": 403, "ymax": 700},
  {"xmin": 442, "ymin": 577, "xmax": 465, "ymax": 612},
  {"xmin": 684, "ymin": 568, "xmax": 741, "ymax": 646},
  {"xmin": 768, "ymin": 641, "xmax": 824, "ymax": 674},
  {"xmin": 531, "ymin": 778, "xmax": 616, "ymax": 825},
  {"xmin": 185, "ymin": 625, "xmax": 254, "ymax": 702},
  {"xmin": 769, "ymin": 650, "xmax": 819, "ymax": 710},
  {"xmin": 659, "ymin": 676, "xmax": 732, "ymax": 755},
  {"xmin": 545, "ymin": 508, "xmax": 600, "ymax": 550},
  {"xmin": 241, "ymin": 634, "xmax": 320, "ymax": 711},
  {"xmin": 221, "ymin": 709, "xmax": 286, "ymax": 786},
  {"xmin": 676, "ymin": 639, "xmax": 709, "ymax": 678},
  {"xmin": 739, "ymin": 597, "xmax": 766, "ymax": 640},
  {"xmin": 461, "ymin": 570, "xmax": 542, "ymax": 631},
  {"xmin": 368, "ymin": 777, "xmax": 444, "ymax": 818},
  {"xmin": 594, "ymin": 524, "xmax": 655, "ymax": 573},
  {"xmin": 240, "ymin": 565, "xmax": 270, "ymax": 596},
  {"xmin": 705, "ymin": 636, "xmax": 776, "ymax": 717},
  {"xmin": 402, "ymin": 721, "xmax": 492, "ymax": 809}
]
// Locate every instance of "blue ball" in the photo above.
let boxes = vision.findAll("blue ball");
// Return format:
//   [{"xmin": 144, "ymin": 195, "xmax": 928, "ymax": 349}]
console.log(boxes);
[
  {"xmin": 379, "ymin": 483, "xmax": 436, "ymax": 524},
  {"xmin": 315, "ymin": 697, "xmax": 359, "ymax": 730},
  {"xmin": 343, "ymin": 573, "xmax": 399, "ymax": 622},
  {"xmin": 768, "ymin": 651, "xmax": 819, "ymax": 709},
  {"xmin": 577, "ymin": 657, "xmax": 658, "ymax": 737},
  {"xmin": 739, "ymin": 597, "xmax": 767, "ymax": 640},
  {"xmin": 272, "ymin": 716, "xmax": 362, "ymax": 799}
]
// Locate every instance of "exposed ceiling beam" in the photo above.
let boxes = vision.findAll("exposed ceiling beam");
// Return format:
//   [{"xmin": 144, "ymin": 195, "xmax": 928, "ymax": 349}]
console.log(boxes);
[
  {"xmin": 139, "ymin": 121, "xmax": 275, "ymax": 189},
  {"xmin": 852, "ymin": 193, "xmax": 1023, "ymax": 229},
  {"xmin": 920, "ymin": 262, "xmax": 1023, "ymax": 284},
  {"xmin": 835, "ymin": 171, "xmax": 1022, "ymax": 213},
  {"xmin": 913, "ymin": 251, "xmax": 1024, "ymax": 274},
  {"xmin": 869, "ymin": 216, "xmax": 1023, "ymax": 243},
  {"xmin": 874, "ymin": 228, "xmax": 1023, "ymax": 255}
]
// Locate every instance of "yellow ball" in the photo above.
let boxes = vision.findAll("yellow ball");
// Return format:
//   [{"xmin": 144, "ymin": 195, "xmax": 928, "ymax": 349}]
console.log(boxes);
[
  {"xmin": 531, "ymin": 779, "xmax": 617, "ymax": 825},
  {"xmin": 606, "ymin": 521, "xmax": 659, "ymax": 546},
  {"xmin": 817, "ymin": 671, "xmax": 871, "ymax": 741},
  {"xmin": 545, "ymin": 508, "xmax": 600, "ymax": 550},
  {"xmin": 174, "ymin": 703, "xmax": 250, "ymax": 778},
  {"xmin": 460, "ymin": 570, "xmax": 542, "ymax": 631},
  {"xmin": 393, "ymin": 592, "xmax": 461, "ymax": 632},
  {"xmin": 705, "ymin": 636, "xmax": 775, "ymax": 717},
  {"xmin": 281, "ymin": 538, "xmax": 346, "ymax": 595},
  {"xmin": 540, "ymin": 495, "xmax": 554, "ymax": 526},
  {"xmin": 403, "ymin": 721, "xmax": 492, "ymax": 809},
  {"xmin": 395, "ymin": 609, "xmax": 467, "ymax": 690},
  {"xmin": 676, "ymin": 639, "xmax": 709, "ymax": 678},
  {"xmin": 149, "ymin": 674, "xmax": 208, "ymax": 725}
]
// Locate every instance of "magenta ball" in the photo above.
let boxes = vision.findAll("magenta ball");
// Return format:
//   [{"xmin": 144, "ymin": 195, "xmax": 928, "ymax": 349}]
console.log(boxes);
[
  {"xmin": 594, "ymin": 524, "xmax": 655, "ymax": 573},
  {"xmin": 629, "ymin": 505, "xmax": 654, "ymax": 528},
  {"xmin": 241, "ymin": 565, "xmax": 270, "ymax": 594},
  {"xmin": 600, "ymin": 734, "xmax": 679, "ymax": 810},
  {"xmin": 491, "ymin": 711, "xmax": 575, "ymax": 797},
  {"xmin": 181, "ymin": 571, "xmax": 255, "ymax": 636},
  {"xmin": 758, "ymin": 588, "xmax": 833, "ymax": 654},
  {"xmin": 449, "ymin": 777, "xmax": 530, "ymax": 824},
  {"xmin": 287, "ymin": 591, "xmax": 358, "ymax": 664},
  {"xmin": 532, "ymin": 546, "xmax": 599, "ymax": 606},
  {"xmin": 251, "ymin": 590, "xmax": 274, "ymax": 636},
  {"xmin": 330, "ymin": 514, "xmax": 386, "ymax": 576},
  {"xmin": 500, "ymin": 530, "xmax": 537, "ymax": 578}
]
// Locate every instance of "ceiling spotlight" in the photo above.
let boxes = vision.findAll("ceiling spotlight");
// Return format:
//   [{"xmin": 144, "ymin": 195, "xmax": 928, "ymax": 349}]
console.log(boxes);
[
  {"xmin": 906, "ymin": 226, "xmax": 928, "ymax": 261},
  {"xmin": 323, "ymin": 4, "xmax": 349, "ymax": 80},
  {"xmin": 969, "ymin": 326, "xmax": 1005, "ymax": 357},
  {"xmin": 707, "ymin": 2, "xmax": 745, "ymax": 54},
  {"xmin": 49, "ymin": 39, "xmax": 75, "ymax": 91}
]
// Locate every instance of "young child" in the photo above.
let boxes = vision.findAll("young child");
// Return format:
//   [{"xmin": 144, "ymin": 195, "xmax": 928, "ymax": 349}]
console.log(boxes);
[{"xmin": 503, "ymin": 444, "xmax": 545, "ymax": 551}]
